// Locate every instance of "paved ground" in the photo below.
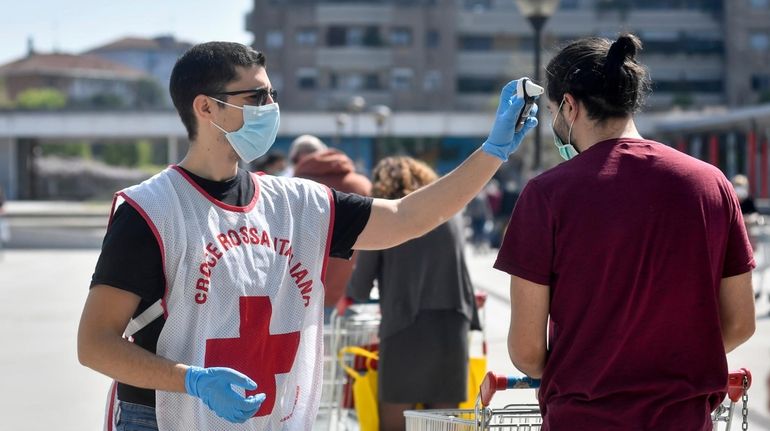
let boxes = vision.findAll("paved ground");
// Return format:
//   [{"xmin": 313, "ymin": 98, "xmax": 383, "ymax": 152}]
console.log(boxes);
[{"xmin": 0, "ymin": 244, "xmax": 768, "ymax": 429}]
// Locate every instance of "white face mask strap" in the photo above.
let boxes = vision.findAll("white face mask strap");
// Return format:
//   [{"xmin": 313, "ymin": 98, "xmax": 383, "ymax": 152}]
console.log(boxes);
[
  {"xmin": 209, "ymin": 120, "xmax": 229, "ymax": 134},
  {"xmin": 553, "ymin": 98, "xmax": 566, "ymax": 129},
  {"xmin": 208, "ymin": 96, "xmax": 243, "ymax": 110}
]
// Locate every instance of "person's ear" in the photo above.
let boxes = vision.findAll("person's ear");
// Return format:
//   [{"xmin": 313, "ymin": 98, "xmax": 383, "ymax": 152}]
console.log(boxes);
[
  {"xmin": 563, "ymin": 93, "xmax": 579, "ymax": 124},
  {"xmin": 193, "ymin": 95, "xmax": 217, "ymax": 122}
]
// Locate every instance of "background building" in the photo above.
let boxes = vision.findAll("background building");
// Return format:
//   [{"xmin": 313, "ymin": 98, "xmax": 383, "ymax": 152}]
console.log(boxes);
[
  {"xmin": 86, "ymin": 35, "xmax": 193, "ymax": 106},
  {"xmin": 247, "ymin": 0, "xmax": 770, "ymax": 112},
  {"xmin": 0, "ymin": 51, "xmax": 148, "ymax": 108}
]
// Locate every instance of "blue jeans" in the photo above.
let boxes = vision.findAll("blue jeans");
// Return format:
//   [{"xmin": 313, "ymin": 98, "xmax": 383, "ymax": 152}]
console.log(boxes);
[{"xmin": 116, "ymin": 401, "xmax": 158, "ymax": 431}]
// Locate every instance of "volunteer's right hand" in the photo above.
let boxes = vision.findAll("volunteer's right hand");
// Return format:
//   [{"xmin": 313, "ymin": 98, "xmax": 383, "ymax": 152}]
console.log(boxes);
[{"xmin": 185, "ymin": 366, "xmax": 266, "ymax": 423}]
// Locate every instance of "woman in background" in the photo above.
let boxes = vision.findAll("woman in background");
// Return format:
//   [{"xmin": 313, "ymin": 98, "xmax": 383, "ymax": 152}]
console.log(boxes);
[{"xmin": 348, "ymin": 156, "xmax": 478, "ymax": 431}]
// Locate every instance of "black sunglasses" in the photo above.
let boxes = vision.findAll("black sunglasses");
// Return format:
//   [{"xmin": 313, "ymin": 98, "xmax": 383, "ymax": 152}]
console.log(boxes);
[{"xmin": 210, "ymin": 87, "xmax": 278, "ymax": 106}]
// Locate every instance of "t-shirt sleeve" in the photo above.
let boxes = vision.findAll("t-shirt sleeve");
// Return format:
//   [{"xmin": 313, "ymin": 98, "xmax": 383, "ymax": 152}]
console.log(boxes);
[
  {"xmin": 722, "ymin": 191, "xmax": 756, "ymax": 278},
  {"xmin": 329, "ymin": 189, "xmax": 373, "ymax": 259},
  {"xmin": 90, "ymin": 202, "xmax": 166, "ymax": 304},
  {"xmin": 493, "ymin": 180, "xmax": 553, "ymax": 286}
]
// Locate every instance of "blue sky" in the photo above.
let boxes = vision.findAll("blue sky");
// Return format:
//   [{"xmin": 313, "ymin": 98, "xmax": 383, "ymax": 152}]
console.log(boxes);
[{"xmin": 0, "ymin": 0, "xmax": 253, "ymax": 64}]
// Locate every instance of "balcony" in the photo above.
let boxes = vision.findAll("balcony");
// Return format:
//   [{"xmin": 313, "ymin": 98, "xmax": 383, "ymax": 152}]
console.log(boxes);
[
  {"xmin": 316, "ymin": 48, "xmax": 394, "ymax": 70},
  {"xmin": 316, "ymin": 4, "xmax": 395, "ymax": 25}
]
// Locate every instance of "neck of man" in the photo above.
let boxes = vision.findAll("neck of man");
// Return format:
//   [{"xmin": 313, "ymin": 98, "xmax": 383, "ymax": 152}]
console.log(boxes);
[
  {"xmin": 576, "ymin": 116, "xmax": 643, "ymax": 152},
  {"xmin": 178, "ymin": 135, "xmax": 240, "ymax": 181}
]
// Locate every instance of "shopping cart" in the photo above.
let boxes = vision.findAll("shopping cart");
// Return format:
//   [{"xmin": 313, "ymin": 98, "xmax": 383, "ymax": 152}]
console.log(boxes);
[
  {"xmin": 404, "ymin": 369, "xmax": 753, "ymax": 431},
  {"xmin": 316, "ymin": 298, "xmax": 381, "ymax": 431}
]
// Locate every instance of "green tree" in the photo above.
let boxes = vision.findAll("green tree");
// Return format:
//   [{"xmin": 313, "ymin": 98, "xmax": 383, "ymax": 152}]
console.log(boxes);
[
  {"xmin": 41, "ymin": 141, "xmax": 92, "ymax": 159},
  {"xmin": 89, "ymin": 93, "xmax": 125, "ymax": 109},
  {"xmin": 16, "ymin": 88, "xmax": 67, "ymax": 110}
]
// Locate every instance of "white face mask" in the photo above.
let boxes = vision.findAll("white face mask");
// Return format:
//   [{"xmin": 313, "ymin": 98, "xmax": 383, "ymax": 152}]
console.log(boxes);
[
  {"xmin": 552, "ymin": 98, "xmax": 579, "ymax": 161},
  {"xmin": 209, "ymin": 97, "xmax": 280, "ymax": 163},
  {"xmin": 735, "ymin": 186, "xmax": 749, "ymax": 200}
]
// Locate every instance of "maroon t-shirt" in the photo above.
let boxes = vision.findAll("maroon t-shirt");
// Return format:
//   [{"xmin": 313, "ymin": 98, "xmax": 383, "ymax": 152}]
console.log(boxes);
[{"xmin": 495, "ymin": 138, "xmax": 755, "ymax": 430}]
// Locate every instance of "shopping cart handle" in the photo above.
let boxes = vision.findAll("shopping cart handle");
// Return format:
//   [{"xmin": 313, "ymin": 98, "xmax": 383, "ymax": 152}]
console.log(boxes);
[
  {"xmin": 727, "ymin": 368, "xmax": 752, "ymax": 403},
  {"xmin": 479, "ymin": 371, "xmax": 540, "ymax": 407}
]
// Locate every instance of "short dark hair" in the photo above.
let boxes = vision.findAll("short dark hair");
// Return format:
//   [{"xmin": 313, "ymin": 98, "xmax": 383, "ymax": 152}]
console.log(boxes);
[
  {"xmin": 546, "ymin": 33, "xmax": 651, "ymax": 122},
  {"xmin": 169, "ymin": 42, "xmax": 266, "ymax": 140}
]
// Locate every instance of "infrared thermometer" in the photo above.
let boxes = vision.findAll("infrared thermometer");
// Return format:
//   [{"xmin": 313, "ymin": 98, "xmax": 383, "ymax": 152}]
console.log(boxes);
[{"xmin": 515, "ymin": 77, "xmax": 544, "ymax": 132}]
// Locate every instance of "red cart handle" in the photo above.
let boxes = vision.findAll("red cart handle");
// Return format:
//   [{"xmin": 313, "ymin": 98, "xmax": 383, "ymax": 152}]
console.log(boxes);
[
  {"xmin": 335, "ymin": 296, "xmax": 355, "ymax": 315},
  {"xmin": 727, "ymin": 368, "xmax": 752, "ymax": 403},
  {"xmin": 475, "ymin": 291, "xmax": 488, "ymax": 309},
  {"xmin": 479, "ymin": 371, "xmax": 540, "ymax": 407}
]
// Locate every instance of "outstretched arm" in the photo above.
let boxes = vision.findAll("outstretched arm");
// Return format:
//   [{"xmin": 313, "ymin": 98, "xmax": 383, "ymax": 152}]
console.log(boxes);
[{"xmin": 354, "ymin": 79, "xmax": 538, "ymax": 250}]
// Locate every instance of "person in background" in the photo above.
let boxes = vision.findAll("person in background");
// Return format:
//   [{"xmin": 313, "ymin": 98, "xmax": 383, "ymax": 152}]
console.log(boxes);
[
  {"xmin": 289, "ymin": 134, "xmax": 372, "ymax": 319},
  {"xmin": 250, "ymin": 150, "xmax": 288, "ymax": 176},
  {"xmin": 348, "ymin": 156, "xmax": 478, "ymax": 431},
  {"xmin": 731, "ymin": 174, "xmax": 760, "ymax": 217},
  {"xmin": 0, "ymin": 185, "xmax": 8, "ymax": 246},
  {"xmin": 497, "ymin": 34, "xmax": 755, "ymax": 430}
]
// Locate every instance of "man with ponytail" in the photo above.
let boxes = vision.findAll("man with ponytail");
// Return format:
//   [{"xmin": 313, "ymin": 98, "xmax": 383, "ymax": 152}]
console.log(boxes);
[{"xmin": 495, "ymin": 34, "xmax": 756, "ymax": 430}]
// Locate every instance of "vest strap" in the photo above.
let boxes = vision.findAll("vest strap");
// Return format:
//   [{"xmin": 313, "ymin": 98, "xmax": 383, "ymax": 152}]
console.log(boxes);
[{"xmin": 124, "ymin": 300, "xmax": 163, "ymax": 338}]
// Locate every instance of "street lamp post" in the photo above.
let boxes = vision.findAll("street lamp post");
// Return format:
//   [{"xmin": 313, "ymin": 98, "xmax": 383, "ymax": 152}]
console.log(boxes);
[
  {"xmin": 371, "ymin": 104, "xmax": 392, "ymax": 165},
  {"xmin": 514, "ymin": 0, "xmax": 560, "ymax": 171},
  {"xmin": 347, "ymin": 95, "xmax": 366, "ymax": 167}
]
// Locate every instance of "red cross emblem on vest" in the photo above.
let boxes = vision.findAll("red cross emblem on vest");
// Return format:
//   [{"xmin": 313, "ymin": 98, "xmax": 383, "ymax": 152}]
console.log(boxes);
[{"xmin": 204, "ymin": 296, "xmax": 301, "ymax": 417}]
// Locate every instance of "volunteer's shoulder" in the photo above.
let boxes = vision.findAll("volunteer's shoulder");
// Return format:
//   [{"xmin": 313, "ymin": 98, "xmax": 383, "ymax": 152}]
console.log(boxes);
[{"xmin": 256, "ymin": 174, "xmax": 332, "ymax": 202}]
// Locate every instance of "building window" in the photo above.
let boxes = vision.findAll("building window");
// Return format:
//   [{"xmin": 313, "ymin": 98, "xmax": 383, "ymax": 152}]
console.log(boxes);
[
  {"xmin": 327, "ymin": 26, "xmax": 347, "ymax": 47},
  {"xmin": 459, "ymin": 35, "xmax": 493, "ymax": 51},
  {"xmin": 330, "ymin": 73, "xmax": 339, "ymax": 90},
  {"xmin": 347, "ymin": 28, "xmax": 365, "ymax": 46},
  {"xmin": 296, "ymin": 28, "xmax": 318, "ymax": 47},
  {"xmin": 326, "ymin": 26, "xmax": 382, "ymax": 48},
  {"xmin": 342, "ymin": 74, "xmax": 364, "ymax": 91},
  {"xmin": 561, "ymin": 0, "xmax": 580, "ymax": 8},
  {"xmin": 426, "ymin": 30, "xmax": 440, "ymax": 48},
  {"xmin": 364, "ymin": 73, "xmax": 381, "ymax": 90},
  {"xmin": 457, "ymin": 77, "xmax": 498, "ymax": 93},
  {"xmin": 463, "ymin": 0, "xmax": 492, "ymax": 12},
  {"xmin": 390, "ymin": 28, "xmax": 413, "ymax": 47},
  {"xmin": 296, "ymin": 68, "xmax": 318, "ymax": 90},
  {"xmin": 750, "ymin": 0, "xmax": 769, "ymax": 8},
  {"xmin": 423, "ymin": 70, "xmax": 442, "ymax": 91},
  {"xmin": 752, "ymin": 74, "xmax": 770, "ymax": 91},
  {"xmin": 652, "ymin": 79, "xmax": 723, "ymax": 94},
  {"xmin": 750, "ymin": 32, "xmax": 770, "ymax": 52},
  {"xmin": 266, "ymin": 31, "xmax": 283, "ymax": 49},
  {"xmin": 391, "ymin": 68, "xmax": 414, "ymax": 91}
]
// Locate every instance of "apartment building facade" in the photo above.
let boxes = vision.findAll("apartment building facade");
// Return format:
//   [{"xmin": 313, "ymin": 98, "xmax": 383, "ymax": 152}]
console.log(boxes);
[{"xmin": 247, "ymin": 0, "xmax": 770, "ymax": 112}]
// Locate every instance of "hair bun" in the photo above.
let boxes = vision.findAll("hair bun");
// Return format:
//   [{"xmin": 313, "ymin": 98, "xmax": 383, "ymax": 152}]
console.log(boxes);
[{"xmin": 607, "ymin": 34, "xmax": 642, "ymax": 67}]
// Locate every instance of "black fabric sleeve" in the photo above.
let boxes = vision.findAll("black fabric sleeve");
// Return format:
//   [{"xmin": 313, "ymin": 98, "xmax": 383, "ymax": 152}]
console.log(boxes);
[
  {"xmin": 329, "ymin": 189, "xmax": 373, "ymax": 259},
  {"xmin": 90, "ymin": 202, "xmax": 166, "ymax": 309}
]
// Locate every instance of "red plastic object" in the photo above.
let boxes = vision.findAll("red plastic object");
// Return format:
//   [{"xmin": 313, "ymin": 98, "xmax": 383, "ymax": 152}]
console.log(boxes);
[
  {"xmin": 727, "ymin": 368, "xmax": 752, "ymax": 403},
  {"xmin": 335, "ymin": 296, "xmax": 355, "ymax": 316},
  {"xmin": 475, "ymin": 291, "xmax": 488, "ymax": 309},
  {"xmin": 479, "ymin": 371, "xmax": 508, "ymax": 407}
]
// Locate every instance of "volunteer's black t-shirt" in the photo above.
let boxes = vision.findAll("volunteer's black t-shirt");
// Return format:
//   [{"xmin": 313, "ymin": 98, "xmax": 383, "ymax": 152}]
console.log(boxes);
[{"xmin": 90, "ymin": 167, "xmax": 373, "ymax": 406}]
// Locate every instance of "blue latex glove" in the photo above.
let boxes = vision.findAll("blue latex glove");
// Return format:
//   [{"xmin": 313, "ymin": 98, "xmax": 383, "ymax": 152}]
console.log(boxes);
[
  {"xmin": 185, "ymin": 366, "xmax": 266, "ymax": 423},
  {"xmin": 481, "ymin": 79, "xmax": 539, "ymax": 161}
]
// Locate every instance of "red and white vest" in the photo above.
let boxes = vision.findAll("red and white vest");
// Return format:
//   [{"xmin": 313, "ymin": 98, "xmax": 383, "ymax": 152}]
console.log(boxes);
[{"xmin": 105, "ymin": 166, "xmax": 333, "ymax": 430}]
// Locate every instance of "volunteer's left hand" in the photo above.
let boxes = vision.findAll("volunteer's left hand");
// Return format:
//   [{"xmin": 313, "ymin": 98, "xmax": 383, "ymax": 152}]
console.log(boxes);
[{"xmin": 481, "ymin": 79, "xmax": 539, "ymax": 161}]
